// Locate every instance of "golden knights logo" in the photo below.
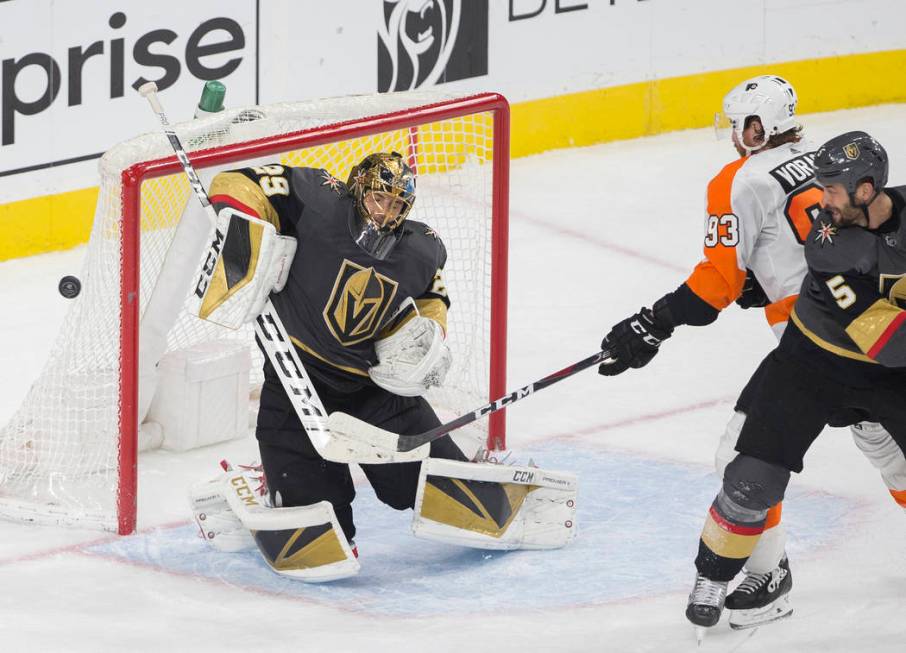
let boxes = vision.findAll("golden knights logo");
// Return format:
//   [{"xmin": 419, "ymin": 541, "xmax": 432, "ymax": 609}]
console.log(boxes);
[
  {"xmin": 843, "ymin": 142, "xmax": 860, "ymax": 160},
  {"xmin": 324, "ymin": 259, "xmax": 399, "ymax": 345},
  {"xmin": 880, "ymin": 274, "xmax": 906, "ymax": 309}
]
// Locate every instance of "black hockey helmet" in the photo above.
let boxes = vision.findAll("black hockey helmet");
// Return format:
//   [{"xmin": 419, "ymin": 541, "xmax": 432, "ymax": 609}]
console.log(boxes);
[
  {"xmin": 346, "ymin": 152, "xmax": 416, "ymax": 259},
  {"xmin": 814, "ymin": 131, "xmax": 888, "ymax": 197}
]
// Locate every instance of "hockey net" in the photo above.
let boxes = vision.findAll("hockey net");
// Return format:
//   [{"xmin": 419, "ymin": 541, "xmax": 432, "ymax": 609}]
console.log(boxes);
[{"xmin": 0, "ymin": 90, "xmax": 509, "ymax": 534}]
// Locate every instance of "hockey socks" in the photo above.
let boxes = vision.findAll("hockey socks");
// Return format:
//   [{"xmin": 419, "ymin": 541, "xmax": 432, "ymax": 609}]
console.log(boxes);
[
  {"xmin": 696, "ymin": 454, "xmax": 790, "ymax": 581},
  {"xmin": 696, "ymin": 494, "xmax": 766, "ymax": 582}
]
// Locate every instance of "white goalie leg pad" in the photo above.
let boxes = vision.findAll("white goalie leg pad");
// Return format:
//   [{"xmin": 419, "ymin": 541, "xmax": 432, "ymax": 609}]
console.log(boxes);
[
  {"xmin": 189, "ymin": 475, "xmax": 257, "ymax": 553},
  {"xmin": 192, "ymin": 206, "xmax": 297, "ymax": 330},
  {"xmin": 369, "ymin": 316, "xmax": 452, "ymax": 396},
  {"xmin": 221, "ymin": 471, "xmax": 360, "ymax": 582},
  {"xmin": 412, "ymin": 458, "xmax": 577, "ymax": 550}
]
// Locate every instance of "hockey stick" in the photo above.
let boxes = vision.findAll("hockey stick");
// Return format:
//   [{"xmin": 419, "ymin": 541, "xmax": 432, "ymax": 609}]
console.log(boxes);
[
  {"xmin": 136, "ymin": 82, "xmax": 338, "ymax": 457},
  {"xmin": 328, "ymin": 350, "xmax": 612, "ymax": 454}
]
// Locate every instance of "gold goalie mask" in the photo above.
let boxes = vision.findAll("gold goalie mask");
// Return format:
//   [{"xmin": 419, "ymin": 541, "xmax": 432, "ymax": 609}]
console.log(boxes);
[{"xmin": 347, "ymin": 152, "xmax": 416, "ymax": 260}]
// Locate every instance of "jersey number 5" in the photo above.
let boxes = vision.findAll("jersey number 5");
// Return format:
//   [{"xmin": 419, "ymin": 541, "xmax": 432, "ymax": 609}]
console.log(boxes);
[
  {"xmin": 827, "ymin": 274, "xmax": 856, "ymax": 309},
  {"xmin": 784, "ymin": 183, "xmax": 823, "ymax": 244}
]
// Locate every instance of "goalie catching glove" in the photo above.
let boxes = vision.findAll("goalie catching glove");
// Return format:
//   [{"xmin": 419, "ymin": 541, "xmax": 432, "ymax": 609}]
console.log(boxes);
[
  {"xmin": 194, "ymin": 206, "xmax": 297, "ymax": 329},
  {"xmin": 369, "ymin": 315, "xmax": 452, "ymax": 396}
]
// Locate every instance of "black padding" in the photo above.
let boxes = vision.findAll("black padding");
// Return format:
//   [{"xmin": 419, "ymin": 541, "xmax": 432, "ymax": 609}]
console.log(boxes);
[
  {"xmin": 223, "ymin": 216, "xmax": 253, "ymax": 288},
  {"xmin": 664, "ymin": 283, "xmax": 720, "ymax": 327},
  {"xmin": 722, "ymin": 454, "xmax": 790, "ymax": 511}
]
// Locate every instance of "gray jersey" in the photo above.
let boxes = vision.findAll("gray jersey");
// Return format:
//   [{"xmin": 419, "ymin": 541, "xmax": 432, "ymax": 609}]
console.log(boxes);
[
  {"xmin": 791, "ymin": 186, "xmax": 906, "ymax": 369},
  {"xmin": 209, "ymin": 165, "xmax": 450, "ymax": 390}
]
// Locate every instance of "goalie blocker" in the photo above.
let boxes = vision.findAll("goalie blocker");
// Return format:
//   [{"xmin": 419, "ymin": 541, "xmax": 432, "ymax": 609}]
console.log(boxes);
[
  {"xmin": 193, "ymin": 205, "xmax": 297, "ymax": 330},
  {"xmin": 412, "ymin": 459, "xmax": 577, "ymax": 550}
]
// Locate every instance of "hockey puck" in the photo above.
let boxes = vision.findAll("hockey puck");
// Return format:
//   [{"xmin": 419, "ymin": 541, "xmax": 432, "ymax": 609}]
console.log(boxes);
[{"xmin": 59, "ymin": 275, "xmax": 82, "ymax": 299}]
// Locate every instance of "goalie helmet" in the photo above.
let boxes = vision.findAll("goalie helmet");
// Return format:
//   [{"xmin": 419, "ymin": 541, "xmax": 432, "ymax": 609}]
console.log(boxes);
[
  {"xmin": 347, "ymin": 152, "xmax": 416, "ymax": 260},
  {"xmin": 717, "ymin": 75, "xmax": 799, "ymax": 152}
]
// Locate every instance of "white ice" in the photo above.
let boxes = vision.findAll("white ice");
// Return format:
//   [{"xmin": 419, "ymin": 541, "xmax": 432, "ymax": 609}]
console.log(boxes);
[{"xmin": 1, "ymin": 104, "xmax": 905, "ymax": 652}]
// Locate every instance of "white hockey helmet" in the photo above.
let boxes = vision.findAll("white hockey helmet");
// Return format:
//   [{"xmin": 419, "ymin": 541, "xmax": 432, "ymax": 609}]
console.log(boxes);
[{"xmin": 715, "ymin": 75, "xmax": 799, "ymax": 152}]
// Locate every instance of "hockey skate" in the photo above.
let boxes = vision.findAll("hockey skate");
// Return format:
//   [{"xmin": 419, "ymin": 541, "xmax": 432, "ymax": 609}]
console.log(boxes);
[
  {"xmin": 686, "ymin": 573, "xmax": 727, "ymax": 642},
  {"xmin": 726, "ymin": 556, "xmax": 793, "ymax": 630}
]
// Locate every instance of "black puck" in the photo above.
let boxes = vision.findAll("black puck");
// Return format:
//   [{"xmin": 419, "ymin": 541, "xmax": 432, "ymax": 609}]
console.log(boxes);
[{"xmin": 59, "ymin": 275, "xmax": 82, "ymax": 299}]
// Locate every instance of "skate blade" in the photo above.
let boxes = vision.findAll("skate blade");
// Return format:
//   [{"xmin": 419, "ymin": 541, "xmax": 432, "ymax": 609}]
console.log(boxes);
[
  {"xmin": 729, "ymin": 595, "xmax": 793, "ymax": 630},
  {"xmin": 694, "ymin": 626, "xmax": 708, "ymax": 646}
]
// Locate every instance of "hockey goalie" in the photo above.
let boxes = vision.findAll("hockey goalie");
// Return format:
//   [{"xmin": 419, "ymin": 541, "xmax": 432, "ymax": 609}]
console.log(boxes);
[{"xmin": 182, "ymin": 148, "xmax": 578, "ymax": 581}]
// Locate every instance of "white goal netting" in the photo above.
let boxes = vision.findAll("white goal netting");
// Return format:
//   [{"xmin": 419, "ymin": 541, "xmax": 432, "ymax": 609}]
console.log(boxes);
[{"xmin": 0, "ymin": 90, "xmax": 508, "ymax": 533}]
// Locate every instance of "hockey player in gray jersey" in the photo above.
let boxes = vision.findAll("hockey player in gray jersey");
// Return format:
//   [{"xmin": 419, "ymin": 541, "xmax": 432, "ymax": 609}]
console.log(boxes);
[
  {"xmin": 599, "ymin": 75, "xmax": 906, "ymax": 631},
  {"xmin": 187, "ymin": 152, "xmax": 577, "ymax": 582},
  {"xmin": 686, "ymin": 131, "xmax": 906, "ymax": 632}
]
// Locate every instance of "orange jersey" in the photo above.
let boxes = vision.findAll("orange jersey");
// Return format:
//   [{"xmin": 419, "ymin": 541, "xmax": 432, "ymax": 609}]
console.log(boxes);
[{"xmin": 686, "ymin": 140, "xmax": 822, "ymax": 338}]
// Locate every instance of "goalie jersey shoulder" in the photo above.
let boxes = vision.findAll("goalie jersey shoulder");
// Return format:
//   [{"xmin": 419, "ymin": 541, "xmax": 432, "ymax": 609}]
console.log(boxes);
[
  {"xmin": 289, "ymin": 166, "xmax": 350, "ymax": 209},
  {"xmin": 210, "ymin": 164, "xmax": 351, "ymax": 237},
  {"xmin": 398, "ymin": 219, "xmax": 448, "ymax": 272}
]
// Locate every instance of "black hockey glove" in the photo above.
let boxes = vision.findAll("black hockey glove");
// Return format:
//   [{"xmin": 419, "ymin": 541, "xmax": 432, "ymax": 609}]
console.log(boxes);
[
  {"xmin": 598, "ymin": 298, "xmax": 675, "ymax": 376},
  {"xmin": 735, "ymin": 268, "xmax": 769, "ymax": 309}
]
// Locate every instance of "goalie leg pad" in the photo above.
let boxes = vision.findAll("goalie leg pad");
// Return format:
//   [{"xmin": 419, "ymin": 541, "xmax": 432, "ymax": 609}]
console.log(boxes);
[
  {"xmin": 189, "ymin": 476, "xmax": 257, "ymax": 553},
  {"xmin": 221, "ymin": 471, "xmax": 360, "ymax": 582},
  {"xmin": 411, "ymin": 458, "xmax": 577, "ymax": 550},
  {"xmin": 248, "ymin": 501, "xmax": 360, "ymax": 583}
]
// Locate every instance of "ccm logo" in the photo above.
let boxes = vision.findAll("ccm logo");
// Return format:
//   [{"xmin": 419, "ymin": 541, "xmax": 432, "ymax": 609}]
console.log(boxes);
[
  {"xmin": 230, "ymin": 475, "xmax": 257, "ymax": 506},
  {"xmin": 194, "ymin": 227, "xmax": 225, "ymax": 297},
  {"xmin": 513, "ymin": 470, "xmax": 535, "ymax": 483}
]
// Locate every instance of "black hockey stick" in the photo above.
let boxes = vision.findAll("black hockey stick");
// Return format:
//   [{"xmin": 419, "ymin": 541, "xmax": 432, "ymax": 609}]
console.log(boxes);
[{"xmin": 327, "ymin": 350, "xmax": 612, "ymax": 454}]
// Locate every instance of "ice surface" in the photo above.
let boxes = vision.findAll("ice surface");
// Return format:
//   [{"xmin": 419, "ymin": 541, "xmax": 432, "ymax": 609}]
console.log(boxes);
[{"xmin": 0, "ymin": 104, "xmax": 904, "ymax": 652}]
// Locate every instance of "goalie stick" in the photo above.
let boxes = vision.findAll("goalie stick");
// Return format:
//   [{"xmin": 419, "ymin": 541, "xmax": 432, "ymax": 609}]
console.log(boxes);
[
  {"xmin": 328, "ymin": 350, "xmax": 612, "ymax": 455},
  {"xmin": 137, "ymin": 82, "xmax": 335, "ymax": 458}
]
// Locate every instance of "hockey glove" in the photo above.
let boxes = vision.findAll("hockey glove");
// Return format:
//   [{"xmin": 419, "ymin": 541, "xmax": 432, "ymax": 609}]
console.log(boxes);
[
  {"xmin": 735, "ymin": 268, "xmax": 769, "ymax": 309},
  {"xmin": 369, "ymin": 316, "xmax": 452, "ymax": 396},
  {"xmin": 598, "ymin": 298, "xmax": 674, "ymax": 376}
]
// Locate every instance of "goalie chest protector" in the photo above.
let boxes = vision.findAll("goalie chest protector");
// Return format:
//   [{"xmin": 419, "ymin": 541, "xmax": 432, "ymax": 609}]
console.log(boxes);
[{"xmin": 269, "ymin": 167, "xmax": 449, "ymax": 382}]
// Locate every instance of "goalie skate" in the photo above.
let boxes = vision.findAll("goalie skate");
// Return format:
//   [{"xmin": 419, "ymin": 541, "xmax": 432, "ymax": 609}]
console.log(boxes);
[{"xmin": 727, "ymin": 556, "xmax": 793, "ymax": 630}]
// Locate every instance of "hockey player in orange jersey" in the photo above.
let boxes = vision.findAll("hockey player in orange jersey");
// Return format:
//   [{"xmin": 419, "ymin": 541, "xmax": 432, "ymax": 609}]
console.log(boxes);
[{"xmin": 598, "ymin": 75, "xmax": 906, "ymax": 630}]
